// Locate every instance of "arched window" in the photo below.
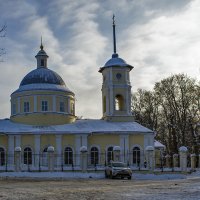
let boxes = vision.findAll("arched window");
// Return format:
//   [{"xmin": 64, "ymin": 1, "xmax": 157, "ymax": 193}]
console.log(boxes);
[
  {"xmin": 115, "ymin": 95, "xmax": 124, "ymax": 111},
  {"xmin": 107, "ymin": 146, "xmax": 113, "ymax": 163},
  {"xmin": 0, "ymin": 147, "xmax": 5, "ymax": 166},
  {"xmin": 64, "ymin": 147, "xmax": 73, "ymax": 165},
  {"xmin": 133, "ymin": 147, "xmax": 140, "ymax": 166},
  {"xmin": 24, "ymin": 147, "xmax": 32, "ymax": 165},
  {"xmin": 103, "ymin": 96, "xmax": 106, "ymax": 113},
  {"xmin": 91, "ymin": 147, "xmax": 99, "ymax": 165}
]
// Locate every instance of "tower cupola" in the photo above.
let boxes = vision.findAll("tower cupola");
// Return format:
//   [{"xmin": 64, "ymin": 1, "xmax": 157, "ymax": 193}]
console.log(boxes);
[{"xmin": 35, "ymin": 38, "xmax": 49, "ymax": 68}]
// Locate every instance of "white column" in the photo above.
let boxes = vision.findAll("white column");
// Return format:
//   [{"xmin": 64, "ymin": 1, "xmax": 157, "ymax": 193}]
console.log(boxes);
[
  {"xmin": 53, "ymin": 95, "xmax": 56, "ymax": 112},
  {"xmin": 17, "ymin": 97, "xmax": 20, "ymax": 113},
  {"xmin": 75, "ymin": 135, "xmax": 81, "ymax": 167},
  {"xmin": 8, "ymin": 135, "xmax": 15, "ymax": 170},
  {"xmin": 56, "ymin": 135, "xmax": 62, "ymax": 169},
  {"xmin": 120, "ymin": 135, "xmax": 129, "ymax": 163},
  {"xmin": 34, "ymin": 135, "xmax": 40, "ymax": 170},
  {"xmin": 34, "ymin": 95, "xmax": 37, "ymax": 112},
  {"xmin": 15, "ymin": 135, "xmax": 21, "ymax": 147}
]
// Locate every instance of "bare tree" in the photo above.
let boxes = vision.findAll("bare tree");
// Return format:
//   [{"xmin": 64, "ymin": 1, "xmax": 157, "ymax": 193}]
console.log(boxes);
[{"xmin": 132, "ymin": 74, "xmax": 200, "ymax": 154}]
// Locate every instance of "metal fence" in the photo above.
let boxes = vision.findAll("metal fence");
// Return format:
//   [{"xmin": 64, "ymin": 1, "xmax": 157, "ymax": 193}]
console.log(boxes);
[{"xmin": 0, "ymin": 151, "xmax": 199, "ymax": 172}]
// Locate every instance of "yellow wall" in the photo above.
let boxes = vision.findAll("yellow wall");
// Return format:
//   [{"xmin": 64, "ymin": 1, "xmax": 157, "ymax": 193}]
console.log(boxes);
[
  {"xmin": 62, "ymin": 135, "xmax": 75, "ymax": 149},
  {"xmin": 88, "ymin": 135, "xmax": 120, "ymax": 152},
  {"xmin": 11, "ymin": 113, "xmax": 75, "ymax": 125},
  {"xmin": 40, "ymin": 135, "xmax": 56, "ymax": 151},
  {"xmin": 129, "ymin": 135, "xmax": 144, "ymax": 150},
  {"xmin": 21, "ymin": 135, "xmax": 34, "ymax": 149},
  {"xmin": 0, "ymin": 135, "xmax": 8, "ymax": 150}
]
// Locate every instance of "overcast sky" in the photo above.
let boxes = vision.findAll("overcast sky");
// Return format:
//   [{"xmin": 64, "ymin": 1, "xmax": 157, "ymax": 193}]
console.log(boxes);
[{"xmin": 0, "ymin": 0, "xmax": 200, "ymax": 119}]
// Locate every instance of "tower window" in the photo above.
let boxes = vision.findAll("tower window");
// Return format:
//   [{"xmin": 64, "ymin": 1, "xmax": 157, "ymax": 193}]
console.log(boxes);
[
  {"xmin": 41, "ymin": 59, "xmax": 45, "ymax": 67},
  {"xmin": 71, "ymin": 102, "xmax": 75, "ymax": 115},
  {"xmin": 12, "ymin": 103, "xmax": 16, "ymax": 115},
  {"xmin": 42, "ymin": 101, "xmax": 48, "ymax": 111},
  {"xmin": 60, "ymin": 102, "xmax": 65, "ymax": 112},
  {"xmin": 115, "ymin": 95, "xmax": 124, "ymax": 111},
  {"xmin": 24, "ymin": 101, "xmax": 30, "ymax": 112},
  {"xmin": 103, "ymin": 96, "xmax": 106, "ymax": 113}
]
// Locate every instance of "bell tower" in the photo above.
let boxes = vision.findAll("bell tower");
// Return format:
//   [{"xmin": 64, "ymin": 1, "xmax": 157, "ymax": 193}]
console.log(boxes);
[{"xmin": 99, "ymin": 15, "xmax": 134, "ymax": 122}]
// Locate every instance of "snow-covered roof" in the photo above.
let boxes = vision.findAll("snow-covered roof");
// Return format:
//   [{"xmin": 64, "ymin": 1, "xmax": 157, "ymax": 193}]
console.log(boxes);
[
  {"xmin": 12, "ymin": 83, "xmax": 73, "ymax": 94},
  {"xmin": 99, "ymin": 53, "xmax": 133, "ymax": 72},
  {"xmin": 154, "ymin": 140, "xmax": 165, "ymax": 149},
  {"xmin": 0, "ymin": 119, "xmax": 154, "ymax": 135}
]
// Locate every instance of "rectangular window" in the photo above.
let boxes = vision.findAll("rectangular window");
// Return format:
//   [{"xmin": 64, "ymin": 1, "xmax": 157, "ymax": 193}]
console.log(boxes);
[
  {"xmin": 24, "ymin": 102, "xmax": 29, "ymax": 112},
  {"xmin": 42, "ymin": 101, "xmax": 48, "ymax": 111},
  {"xmin": 12, "ymin": 103, "xmax": 16, "ymax": 115},
  {"xmin": 71, "ymin": 103, "xmax": 75, "ymax": 115},
  {"xmin": 41, "ymin": 59, "xmax": 45, "ymax": 67},
  {"xmin": 60, "ymin": 102, "xmax": 65, "ymax": 112}
]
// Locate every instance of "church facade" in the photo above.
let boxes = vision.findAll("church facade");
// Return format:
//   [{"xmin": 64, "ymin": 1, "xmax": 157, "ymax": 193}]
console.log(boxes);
[{"xmin": 0, "ymin": 21, "xmax": 155, "ymax": 171}]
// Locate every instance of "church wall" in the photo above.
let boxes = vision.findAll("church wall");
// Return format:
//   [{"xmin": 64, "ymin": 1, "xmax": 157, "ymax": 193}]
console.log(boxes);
[
  {"xmin": 129, "ymin": 134, "xmax": 144, "ymax": 150},
  {"xmin": 11, "ymin": 113, "xmax": 75, "ymax": 125},
  {"xmin": 21, "ymin": 135, "xmax": 34, "ymax": 150},
  {"xmin": 0, "ymin": 135, "xmax": 8, "ymax": 150},
  {"xmin": 88, "ymin": 134, "xmax": 120, "ymax": 152},
  {"xmin": 62, "ymin": 135, "xmax": 75, "ymax": 149},
  {"xmin": 40, "ymin": 135, "xmax": 56, "ymax": 151},
  {"xmin": 37, "ymin": 95, "xmax": 53, "ymax": 111}
]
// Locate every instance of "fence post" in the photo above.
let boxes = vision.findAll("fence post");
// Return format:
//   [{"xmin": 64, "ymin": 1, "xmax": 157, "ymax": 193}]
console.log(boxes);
[
  {"xmin": 145, "ymin": 146, "xmax": 154, "ymax": 172},
  {"xmin": 165, "ymin": 155, "xmax": 171, "ymax": 168},
  {"xmin": 80, "ymin": 146, "xmax": 88, "ymax": 172},
  {"xmin": 179, "ymin": 146, "xmax": 188, "ymax": 172},
  {"xmin": 14, "ymin": 147, "xmax": 21, "ymax": 172},
  {"xmin": 190, "ymin": 154, "xmax": 196, "ymax": 171},
  {"xmin": 47, "ymin": 146, "xmax": 55, "ymax": 172},
  {"xmin": 113, "ymin": 146, "xmax": 121, "ymax": 162},
  {"xmin": 173, "ymin": 154, "xmax": 179, "ymax": 168}
]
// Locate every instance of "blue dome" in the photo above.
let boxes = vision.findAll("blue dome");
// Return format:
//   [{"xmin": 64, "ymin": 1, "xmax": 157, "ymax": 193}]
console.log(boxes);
[{"xmin": 20, "ymin": 67, "xmax": 66, "ymax": 86}]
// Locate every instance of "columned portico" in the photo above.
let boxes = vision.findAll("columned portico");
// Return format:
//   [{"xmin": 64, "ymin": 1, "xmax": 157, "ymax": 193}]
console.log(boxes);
[
  {"xmin": 8, "ymin": 135, "xmax": 14, "ymax": 170},
  {"xmin": 56, "ymin": 135, "xmax": 62, "ymax": 169}
]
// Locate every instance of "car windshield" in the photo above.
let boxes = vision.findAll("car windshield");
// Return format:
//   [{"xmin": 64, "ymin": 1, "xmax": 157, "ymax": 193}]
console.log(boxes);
[{"xmin": 112, "ymin": 162, "xmax": 126, "ymax": 167}]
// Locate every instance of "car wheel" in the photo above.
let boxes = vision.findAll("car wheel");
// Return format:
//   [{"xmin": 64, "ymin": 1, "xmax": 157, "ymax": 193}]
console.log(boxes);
[
  {"xmin": 105, "ymin": 171, "xmax": 108, "ymax": 178},
  {"xmin": 110, "ymin": 172, "xmax": 113, "ymax": 179}
]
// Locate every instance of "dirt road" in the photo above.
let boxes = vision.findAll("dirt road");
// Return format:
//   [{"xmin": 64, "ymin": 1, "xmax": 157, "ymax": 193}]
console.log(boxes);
[{"xmin": 0, "ymin": 177, "xmax": 199, "ymax": 200}]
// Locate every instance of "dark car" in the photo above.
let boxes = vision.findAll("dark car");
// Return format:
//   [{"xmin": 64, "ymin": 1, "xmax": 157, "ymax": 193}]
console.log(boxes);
[{"xmin": 105, "ymin": 161, "xmax": 132, "ymax": 179}]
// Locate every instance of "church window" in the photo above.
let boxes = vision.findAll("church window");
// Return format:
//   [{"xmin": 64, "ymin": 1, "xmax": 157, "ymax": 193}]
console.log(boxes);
[
  {"xmin": 64, "ymin": 147, "xmax": 73, "ymax": 165},
  {"xmin": 60, "ymin": 102, "xmax": 65, "ymax": 112},
  {"xmin": 24, "ymin": 147, "xmax": 32, "ymax": 165},
  {"xmin": 42, "ymin": 101, "xmax": 48, "ymax": 111},
  {"xmin": 90, "ymin": 147, "xmax": 99, "ymax": 165},
  {"xmin": 103, "ymin": 96, "xmax": 106, "ymax": 113},
  {"xmin": 116, "ymin": 73, "xmax": 122, "ymax": 80},
  {"xmin": 115, "ymin": 95, "xmax": 124, "ymax": 111},
  {"xmin": 107, "ymin": 146, "xmax": 113, "ymax": 163},
  {"xmin": 12, "ymin": 103, "xmax": 16, "ymax": 115},
  {"xmin": 133, "ymin": 147, "xmax": 140, "ymax": 166},
  {"xmin": 24, "ymin": 101, "xmax": 30, "ymax": 112},
  {"xmin": 71, "ymin": 103, "xmax": 75, "ymax": 115},
  {"xmin": 41, "ymin": 59, "xmax": 45, "ymax": 67},
  {"xmin": 0, "ymin": 147, "xmax": 5, "ymax": 166}
]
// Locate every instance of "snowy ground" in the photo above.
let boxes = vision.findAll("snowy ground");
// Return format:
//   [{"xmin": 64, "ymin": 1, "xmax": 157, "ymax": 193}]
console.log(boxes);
[{"xmin": 0, "ymin": 171, "xmax": 200, "ymax": 200}]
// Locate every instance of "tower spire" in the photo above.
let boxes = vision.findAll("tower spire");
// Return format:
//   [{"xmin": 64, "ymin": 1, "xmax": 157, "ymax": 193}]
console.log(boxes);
[
  {"xmin": 40, "ymin": 36, "xmax": 43, "ymax": 50},
  {"xmin": 112, "ymin": 14, "xmax": 117, "ymax": 55}
]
